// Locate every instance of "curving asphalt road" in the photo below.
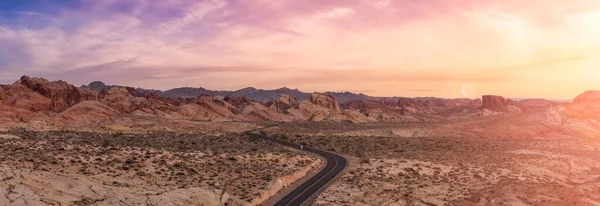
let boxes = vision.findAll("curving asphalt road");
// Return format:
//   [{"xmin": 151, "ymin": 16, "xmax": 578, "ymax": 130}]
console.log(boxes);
[{"xmin": 249, "ymin": 132, "xmax": 348, "ymax": 206}]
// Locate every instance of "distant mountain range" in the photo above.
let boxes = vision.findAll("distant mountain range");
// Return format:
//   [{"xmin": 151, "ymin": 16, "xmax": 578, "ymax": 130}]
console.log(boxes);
[{"xmin": 81, "ymin": 81, "xmax": 395, "ymax": 103}]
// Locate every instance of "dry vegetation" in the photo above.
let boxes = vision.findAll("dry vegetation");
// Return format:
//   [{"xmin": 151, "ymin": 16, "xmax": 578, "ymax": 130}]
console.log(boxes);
[
  {"xmin": 0, "ymin": 128, "xmax": 320, "ymax": 206},
  {"xmin": 267, "ymin": 121, "xmax": 600, "ymax": 206}
]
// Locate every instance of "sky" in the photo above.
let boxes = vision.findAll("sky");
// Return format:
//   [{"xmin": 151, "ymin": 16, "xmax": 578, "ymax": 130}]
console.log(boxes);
[{"xmin": 0, "ymin": 0, "xmax": 600, "ymax": 99}]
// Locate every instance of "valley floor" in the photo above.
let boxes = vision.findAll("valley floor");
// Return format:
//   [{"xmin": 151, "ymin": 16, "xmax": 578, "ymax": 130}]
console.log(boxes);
[
  {"xmin": 0, "ymin": 130, "xmax": 322, "ymax": 206},
  {"xmin": 265, "ymin": 122, "xmax": 600, "ymax": 206},
  {"xmin": 2, "ymin": 119, "xmax": 600, "ymax": 206}
]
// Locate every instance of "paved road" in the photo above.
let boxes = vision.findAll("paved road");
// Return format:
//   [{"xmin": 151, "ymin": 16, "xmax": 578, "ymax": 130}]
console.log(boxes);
[{"xmin": 249, "ymin": 133, "xmax": 348, "ymax": 206}]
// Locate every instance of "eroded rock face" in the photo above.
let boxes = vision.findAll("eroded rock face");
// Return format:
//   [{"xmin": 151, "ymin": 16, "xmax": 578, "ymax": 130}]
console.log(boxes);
[
  {"xmin": 397, "ymin": 98, "xmax": 432, "ymax": 115},
  {"xmin": 481, "ymin": 95, "xmax": 522, "ymax": 112},
  {"xmin": 241, "ymin": 102, "xmax": 295, "ymax": 121},
  {"xmin": 270, "ymin": 94, "xmax": 299, "ymax": 112},
  {"xmin": 100, "ymin": 87, "xmax": 179, "ymax": 114},
  {"xmin": 344, "ymin": 100, "xmax": 372, "ymax": 116},
  {"xmin": 307, "ymin": 93, "xmax": 342, "ymax": 113},
  {"xmin": 100, "ymin": 88, "xmax": 135, "ymax": 113},
  {"xmin": 224, "ymin": 96, "xmax": 252, "ymax": 108},
  {"xmin": 197, "ymin": 94, "xmax": 242, "ymax": 116},
  {"xmin": 19, "ymin": 76, "xmax": 99, "ymax": 111},
  {"xmin": 397, "ymin": 98, "xmax": 423, "ymax": 107}
]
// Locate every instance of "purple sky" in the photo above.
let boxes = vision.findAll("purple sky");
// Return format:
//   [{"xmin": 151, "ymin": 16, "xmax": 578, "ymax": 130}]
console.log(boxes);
[{"xmin": 1, "ymin": 0, "xmax": 600, "ymax": 98}]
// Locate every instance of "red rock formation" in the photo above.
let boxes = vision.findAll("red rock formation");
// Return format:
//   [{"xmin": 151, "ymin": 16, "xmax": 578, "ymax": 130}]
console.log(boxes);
[
  {"xmin": 565, "ymin": 90, "xmax": 600, "ymax": 121},
  {"xmin": 100, "ymin": 87, "xmax": 178, "ymax": 114},
  {"xmin": 125, "ymin": 87, "xmax": 145, "ymax": 98},
  {"xmin": 270, "ymin": 94, "xmax": 299, "ymax": 112},
  {"xmin": 344, "ymin": 97, "xmax": 482, "ymax": 118},
  {"xmin": 396, "ymin": 98, "xmax": 435, "ymax": 115},
  {"xmin": 379, "ymin": 98, "xmax": 397, "ymax": 106},
  {"xmin": 572, "ymin": 90, "xmax": 600, "ymax": 104},
  {"xmin": 344, "ymin": 100, "xmax": 371, "ymax": 115},
  {"xmin": 125, "ymin": 87, "xmax": 170, "ymax": 103},
  {"xmin": 481, "ymin": 95, "xmax": 522, "ymax": 112},
  {"xmin": 0, "ymin": 83, "xmax": 51, "ymax": 111},
  {"xmin": 18, "ymin": 76, "xmax": 99, "ymax": 111},
  {"xmin": 197, "ymin": 94, "xmax": 241, "ymax": 115},
  {"xmin": 307, "ymin": 93, "xmax": 342, "ymax": 113},
  {"xmin": 397, "ymin": 98, "xmax": 421, "ymax": 108},
  {"xmin": 224, "ymin": 96, "xmax": 252, "ymax": 108}
]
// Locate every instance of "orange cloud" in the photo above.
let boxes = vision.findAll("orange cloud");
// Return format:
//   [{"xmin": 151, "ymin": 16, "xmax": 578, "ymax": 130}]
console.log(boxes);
[{"xmin": 1, "ymin": 0, "xmax": 600, "ymax": 98}]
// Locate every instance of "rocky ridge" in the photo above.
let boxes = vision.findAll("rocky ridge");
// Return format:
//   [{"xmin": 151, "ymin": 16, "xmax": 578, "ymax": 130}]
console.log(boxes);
[
  {"xmin": 5, "ymin": 76, "xmax": 600, "ymax": 139},
  {"xmin": 82, "ymin": 81, "xmax": 391, "ymax": 103},
  {"xmin": 0, "ymin": 76, "xmax": 379, "ymax": 130}
]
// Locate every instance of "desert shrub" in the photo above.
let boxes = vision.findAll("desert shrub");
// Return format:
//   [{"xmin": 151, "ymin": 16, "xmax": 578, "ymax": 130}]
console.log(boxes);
[{"xmin": 7, "ymin": 126, "xmax": 26, "ymax": 134}]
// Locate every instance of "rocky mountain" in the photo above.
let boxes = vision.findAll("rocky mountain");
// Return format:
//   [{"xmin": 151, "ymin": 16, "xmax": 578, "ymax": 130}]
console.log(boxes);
[
  {"xmin": 1, "ymin": 76, "xmax": 383, "ymax": 129},
  {"xmin": 82, "ymin": 81, "xmax": 390, "ymax": 103},
  {"xmin": 83, "ymin": 81, "xmax": 163, "ymax": 97},
  {"xmin": 6, "ymin": 76, "xmax": 600, "ymax": 140}
]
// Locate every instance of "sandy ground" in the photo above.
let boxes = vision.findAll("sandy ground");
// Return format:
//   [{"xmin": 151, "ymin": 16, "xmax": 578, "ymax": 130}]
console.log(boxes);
[
  {"xmin": 0, "ymin": 130, "xmax": 322, "ymax": 206},
  {"xmin": 265, "ymin": 122, "xmax": 600, "ymax": 206}
]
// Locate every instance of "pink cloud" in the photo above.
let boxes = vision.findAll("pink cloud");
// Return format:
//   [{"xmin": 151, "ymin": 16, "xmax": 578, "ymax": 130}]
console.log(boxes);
[{"xmin": 1, "ymin": 0, "xmax": 600, "ymax": 98}]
